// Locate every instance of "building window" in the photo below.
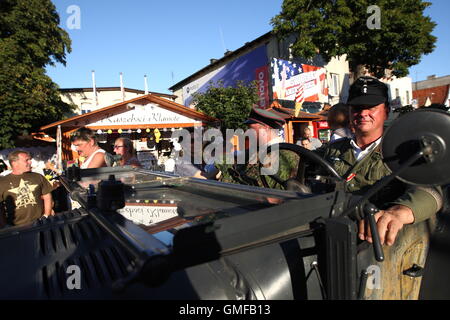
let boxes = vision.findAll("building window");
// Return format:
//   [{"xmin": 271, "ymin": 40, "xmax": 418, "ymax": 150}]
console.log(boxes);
[
  {"xmin": 406, "ymin": 90, "xmax": 410, "ymax": 105},
  {"xmin": 330, "ymin": 73, "xmax": 340, "ymax": 96},
  {"xmin": 395, "ymin": 88, "xmax": 400, "ymax": 98}
]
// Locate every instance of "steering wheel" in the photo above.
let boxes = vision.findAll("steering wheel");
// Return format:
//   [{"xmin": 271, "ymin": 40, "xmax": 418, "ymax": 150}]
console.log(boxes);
[{"xmin": 259, "ymin": 143, "xmax": 344, "ymax": 191}]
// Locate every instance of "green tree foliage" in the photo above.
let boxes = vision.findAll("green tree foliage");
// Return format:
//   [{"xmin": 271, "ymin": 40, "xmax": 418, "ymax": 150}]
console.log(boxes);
[
  {"xmin": 271, "ymin": 0, "xmax": 436, "ymax": 77},
  {"xmin": 0, "ymin": 0, "xmax": 72, "ymax": 148},
  {"xmin": 192, "ymin": 81, "xmax": 259, "ymax": 132}
]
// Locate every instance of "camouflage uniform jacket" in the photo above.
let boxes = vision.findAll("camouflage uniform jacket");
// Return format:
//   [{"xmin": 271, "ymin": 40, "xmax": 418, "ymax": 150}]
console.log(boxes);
[
  {"xmin": 219, "ymin": 148, "xmax": 300, "ymax": 190},
  {"xmin": 319, "ymin": 138, "xmax": 442, "ymax": 223}
]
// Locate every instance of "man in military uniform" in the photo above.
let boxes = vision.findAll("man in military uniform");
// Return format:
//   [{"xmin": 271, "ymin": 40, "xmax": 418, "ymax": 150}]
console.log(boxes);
[
  {"xmin": 219, "ymin": 106, "xmax": 291, "ymax": 188},
  {"xmin": 319, "ymin": 76, "xmax": 442, "ymax": 246}
]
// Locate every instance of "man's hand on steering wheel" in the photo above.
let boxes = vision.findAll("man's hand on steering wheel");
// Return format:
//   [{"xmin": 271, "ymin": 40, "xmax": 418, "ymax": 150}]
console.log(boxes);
[{"xmin": 259, "ymin": 143, "xmax": 343, "ymax": 192}]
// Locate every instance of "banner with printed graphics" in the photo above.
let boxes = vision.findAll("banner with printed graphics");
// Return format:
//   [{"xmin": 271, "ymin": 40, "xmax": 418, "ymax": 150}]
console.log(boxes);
[
  {"xmin": 86, "ymin": 103, "xmax": 201, "ymax": 127},
  {"xmin": 118, "ymin": 203, "xmax": 178, "ymax": 226},
  {"xmin": 182, "ymin": 45, "xmax": 269, "ymax": 108},
  {"xmin": 271, "ymin": 58, "xmax": 328, "ymax": 105}
]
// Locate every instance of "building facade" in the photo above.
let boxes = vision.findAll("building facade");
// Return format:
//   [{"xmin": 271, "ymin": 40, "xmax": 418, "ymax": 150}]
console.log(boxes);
[
  {"xmin": 413, "ymin": 75, "xmax": 450, "ymax": 107},
  {"xmin": 381, "ymin": 76, "xmax": 413, "ymax": 109},
  {"xmin": 169, "ymin": 32, "xmax": 351, "ymax": 111},
  {"xmin": 60, "ymin": 87, "xmax": 177, "ymax": 115},
  {"xmin": 168, "ymin": 32, "xmax": 351, "ymax": 143}
]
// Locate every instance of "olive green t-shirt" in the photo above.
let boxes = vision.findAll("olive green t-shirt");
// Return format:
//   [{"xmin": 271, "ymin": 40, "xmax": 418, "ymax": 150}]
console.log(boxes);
[{"xmin": 0, "ymin": 172, "xmax": 53, "ymax": 226}]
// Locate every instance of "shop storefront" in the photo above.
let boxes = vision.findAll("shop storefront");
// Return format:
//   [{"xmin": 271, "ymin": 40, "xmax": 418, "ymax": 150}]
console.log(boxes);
[{"xmin": 37, "ymin": 94, "xmax": 217, "ymax": 168}]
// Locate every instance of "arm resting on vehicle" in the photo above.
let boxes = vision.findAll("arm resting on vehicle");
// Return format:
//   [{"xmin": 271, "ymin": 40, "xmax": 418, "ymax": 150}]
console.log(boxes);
[{"xmin": 389, "ymin": 186, "xmax": 443, "ymax": 224}]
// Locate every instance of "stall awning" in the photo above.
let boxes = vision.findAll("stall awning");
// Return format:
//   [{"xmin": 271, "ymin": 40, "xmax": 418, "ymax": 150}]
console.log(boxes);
[{"xmin": 40, "ymin": 94, "xmax": 218, "ymax": 135}]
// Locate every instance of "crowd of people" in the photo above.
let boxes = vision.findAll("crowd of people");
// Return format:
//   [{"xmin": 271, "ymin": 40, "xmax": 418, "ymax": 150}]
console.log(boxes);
[
  {"xmin": 0, "ymin": 128, "xmax": 146, "ymax": 228},
  {"xmin": 218, "ymin": 76, "xmax": 442, "ymax": 247},
  {"xmin": 0, "ymin": 76, "xmax": 443, "ymax": 248},
  {"xmin": 69, "ymin": 128, "xmax": 143, "ymax": 169}
]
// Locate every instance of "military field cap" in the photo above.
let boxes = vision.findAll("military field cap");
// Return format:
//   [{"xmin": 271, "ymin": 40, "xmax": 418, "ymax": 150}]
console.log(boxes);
[
  {"xmin": 347, "ymin": 76, "xmax": 389, "ymax": 108},
  {"xmin": 244, "ymin": 106, "xmax": 286, "ymax": 130}
]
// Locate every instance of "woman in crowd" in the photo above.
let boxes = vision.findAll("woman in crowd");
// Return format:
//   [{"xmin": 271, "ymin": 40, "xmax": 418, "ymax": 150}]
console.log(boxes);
[
  {"xmin": 327, "ymin": 103, "xmax": 354, "ymax": 142},
  {"xmin": 112, "ymin": 137, "xmax": 142, "ymax": 168},
  {"xmin": 70, "ymin": 127, "xmax": 107, "ymax": 169}
]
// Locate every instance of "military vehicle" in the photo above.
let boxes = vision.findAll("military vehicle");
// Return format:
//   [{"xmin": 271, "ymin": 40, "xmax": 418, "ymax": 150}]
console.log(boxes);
[{"xmin": 0, "ymin": 109, "xmax": 448, "ymax": 300}]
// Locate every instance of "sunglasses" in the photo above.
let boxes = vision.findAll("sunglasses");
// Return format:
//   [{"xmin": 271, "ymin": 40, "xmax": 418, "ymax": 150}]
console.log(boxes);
[{"xmin": 113, "ymin": 145, "xmax": 125, "ymax": 149}]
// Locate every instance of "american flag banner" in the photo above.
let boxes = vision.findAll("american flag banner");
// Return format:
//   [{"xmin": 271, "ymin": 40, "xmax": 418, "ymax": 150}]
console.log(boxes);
[
  {"xmin": 271, "ymin": 58, "xmax": 328, "ymax": 106},
  {"xmin": 272, "ymin": 58, "xmax": 303, "ymax": 82},
  {"xmin": 295, "ymin": 82, "xmax": 304, "ymax": 117}
]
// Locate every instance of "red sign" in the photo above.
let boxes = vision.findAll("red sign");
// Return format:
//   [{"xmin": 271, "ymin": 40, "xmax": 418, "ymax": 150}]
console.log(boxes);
[
  {"xmin": 317, "ymin": 121, "xmax": 329, "ymax": 128},
  {"xmin": 255, "ymin": 66, "xmax": 269, "ymax": 108}
]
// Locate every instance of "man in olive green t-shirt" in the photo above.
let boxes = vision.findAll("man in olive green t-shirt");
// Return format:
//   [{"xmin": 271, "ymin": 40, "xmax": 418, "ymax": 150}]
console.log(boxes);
[{"xmin": 0, "ymin": 150, "xmax": 53, "ymax": 227}]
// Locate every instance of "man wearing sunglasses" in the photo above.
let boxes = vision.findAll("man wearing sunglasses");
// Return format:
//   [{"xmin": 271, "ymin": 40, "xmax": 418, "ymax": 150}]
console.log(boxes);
[{"xmin": 111, "ymin": 137, "xmax": 142, "ymax": 168}]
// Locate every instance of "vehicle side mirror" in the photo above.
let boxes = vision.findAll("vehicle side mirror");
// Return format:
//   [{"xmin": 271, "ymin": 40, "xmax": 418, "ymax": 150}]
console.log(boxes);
[{"xmin": 382, "ymin": 109, "xmax": 450, "ymax": 186}]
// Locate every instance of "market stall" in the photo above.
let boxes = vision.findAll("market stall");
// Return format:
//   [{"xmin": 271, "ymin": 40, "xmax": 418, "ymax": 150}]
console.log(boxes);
[{"xmin": 37, "ymin": 94, "xmax": 217, "ymax": 169}]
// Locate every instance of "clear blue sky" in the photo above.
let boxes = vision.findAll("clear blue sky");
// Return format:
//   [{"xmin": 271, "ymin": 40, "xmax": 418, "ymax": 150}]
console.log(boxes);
[
  {"xmin": 46, "ymin": 0, "xmax": 450, "ymax": 94},
  {"xmin": 408, "ymin": 0, "xmax": 450, "ymax": 83}
]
